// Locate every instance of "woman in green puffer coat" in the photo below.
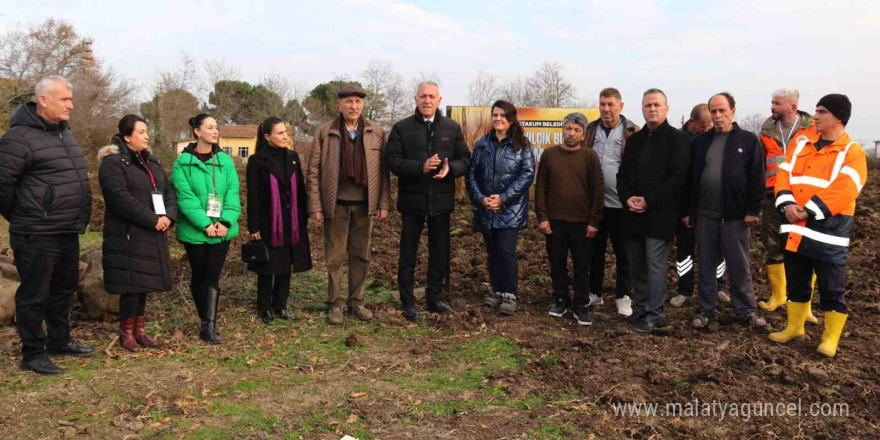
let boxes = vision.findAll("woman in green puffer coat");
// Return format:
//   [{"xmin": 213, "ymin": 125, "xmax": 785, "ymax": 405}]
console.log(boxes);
[{"xmin": 171, "ymin": 113, "xmax": 240, "ymax": 344}]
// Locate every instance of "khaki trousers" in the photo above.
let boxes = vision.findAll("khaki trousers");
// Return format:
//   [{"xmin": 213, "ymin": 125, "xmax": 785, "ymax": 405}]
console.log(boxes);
[{"xmin": 324, "ymin": 203, "xmax": 373, "ymax": 308}]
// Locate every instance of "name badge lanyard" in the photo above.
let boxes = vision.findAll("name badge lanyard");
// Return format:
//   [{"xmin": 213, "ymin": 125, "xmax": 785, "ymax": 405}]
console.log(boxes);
[
  {"xmin": 198, "ymin": 150, "xmax": 222, "ymax": 219},
  {"xmin": 778, "ymin": 120, "xmax": 798, "ymax": 155},
  {"xmin": 136, "ymin": 151, "xmax": 167, "ymax": 216}
]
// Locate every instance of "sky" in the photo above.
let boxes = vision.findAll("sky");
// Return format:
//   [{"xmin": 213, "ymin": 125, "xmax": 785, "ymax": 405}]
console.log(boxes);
[{"xmin": 2, "ymin": 0, "xmax": 878, "ymax": 146}]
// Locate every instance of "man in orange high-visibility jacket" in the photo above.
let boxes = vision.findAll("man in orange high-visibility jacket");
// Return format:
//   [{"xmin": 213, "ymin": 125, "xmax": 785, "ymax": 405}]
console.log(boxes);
[
  {"xmin": 757, "ymin": 89, "xmax": 818, "ymax": 319},
  {"xmin": 769, "ymin": 94, "xmax": 867, "ymax": 358}
]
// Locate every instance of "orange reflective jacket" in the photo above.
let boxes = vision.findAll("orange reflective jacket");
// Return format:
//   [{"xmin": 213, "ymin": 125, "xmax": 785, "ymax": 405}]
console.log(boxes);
[
  {"xmin": 759, "ymin": 111, "xmax": 815, "ymax": 189},
  {"xmin": 774, "ymin": 132, "xmax": 867, "ymax": 264}
]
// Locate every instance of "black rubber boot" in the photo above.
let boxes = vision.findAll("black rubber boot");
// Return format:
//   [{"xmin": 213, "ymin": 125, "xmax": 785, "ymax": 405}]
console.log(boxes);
[{"xmin": 199, "ymin": 287, "xmax": 222, "ymax": 344}]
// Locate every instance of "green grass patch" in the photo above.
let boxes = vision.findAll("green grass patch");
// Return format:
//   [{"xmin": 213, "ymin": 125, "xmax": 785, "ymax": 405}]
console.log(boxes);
[
  {"xmin": 389, "ymin": 336, "xmax": 522, "ymax": 393},
  {"xmin": 529, "ymin": 419, "xmax": 586, "ymax": 440},
  {"xmin": 208, "ymin": 401, "xmax": 262, "ymax": 418},
  {"xmin": 80, "ymin": 230, "xmax": 103, "ymax": 251},
  {"xmin": 512, "ymin": 393, "xmax": 545, "ymax": 410},
  {"xmin": 223, "ymin": 378, "xmax": 272, "ymax": 393},
  {"xmin": 408, "ymin": 398, "xmax": 492, "ymax": 417},
  {"xmin": 235, "ymin": 415, "xmax": 280, "ymax": 431},
  {"xmin": 187, "ymin": 427, "xmax": 233, "ymax": 440},
  {"xmin": 282, "ymin": 407, "xmax": 373, "ymax": 440}
]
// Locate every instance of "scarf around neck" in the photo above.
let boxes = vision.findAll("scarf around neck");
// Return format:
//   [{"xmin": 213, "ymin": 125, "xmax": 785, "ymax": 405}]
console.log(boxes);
[
  {"xmin": 335, "ymin": 114, "xmax": 367, "ymax": 187},
  {"xmin": 269, "ymin": 167, "xmax": 299, "ymax": 247}
]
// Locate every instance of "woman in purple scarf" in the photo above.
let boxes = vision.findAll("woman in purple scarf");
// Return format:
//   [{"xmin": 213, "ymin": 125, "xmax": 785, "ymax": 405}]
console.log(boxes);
[{"xmin": 246, "ymin": 117, "xmax": 312, "ymax": 323}]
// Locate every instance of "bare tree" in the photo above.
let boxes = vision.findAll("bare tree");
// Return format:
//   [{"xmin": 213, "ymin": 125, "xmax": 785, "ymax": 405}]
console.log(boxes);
[
  {"xmin": 259, "ymin": 73, "xmax": 292, "ymax": 102},
  {"xmin": 360, "ymin": 61, "xmax": 400, "ymax": 122},
  {"xmin": 569, "ymin": 95, "xmax": 598, "ymax": 108},
  {"xmin": 202, "ymin": 57, "xmax": 241, "ymax": 104},
  {"xmin": 384, "ymin": 79, "xmax": 411, "ymax": 127},
  {"xmin": 155, "ymin": 52, "xmax": 200, "ymax": 95},
  {"xmin": 0, "ymin": 19, "xmax": 94, "ymax": 123},
  {"xmin": 285, "ymin": 80, "xmax": 311, "ymax": 139},
  {"xmin": 139, "ymin": 53, "xmax": 204, "ymax": 156},
  {"xmin": 466, "ymin": 70, "xmax": 500, "ymax": 106},
  {"xmin": 203, "ymin": 57, "xmax": 241, "ymax": 85},
  {"xmin": 528, "ymin": 61, "xmax": 575, "ymax": 107},
  {"xmin": 738, "ymin": 112, "xmax": 766, "ymax": 134},
  {"xmin": 499, "ymin": 76, "xmax": 539, "ymax": 107},
  {"xmin": 0, "ymin": 19, "xmax": 136, "ymax": 155},
  {"xmin": 68, "ymin": 60, "xmax": 138, "ymax": 151},
  {"xmin": 408, "ymin": 72, "xmax": 442, "ymax": 95},
  {"xmin": 0, "ymin": 19, "xmax": 91, "ymax": 82}
]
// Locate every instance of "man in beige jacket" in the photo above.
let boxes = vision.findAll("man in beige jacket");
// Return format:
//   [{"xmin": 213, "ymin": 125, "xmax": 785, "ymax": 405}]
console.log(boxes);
[{"xmin": 307, "ymin": 86, "xmax": 391, "ymax": 324}]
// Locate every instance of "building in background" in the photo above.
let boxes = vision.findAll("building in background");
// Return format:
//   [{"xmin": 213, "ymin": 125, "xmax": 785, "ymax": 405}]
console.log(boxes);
[{"xmin": 176, "ymin": 125, "xmax": 310, "ymax": 161}]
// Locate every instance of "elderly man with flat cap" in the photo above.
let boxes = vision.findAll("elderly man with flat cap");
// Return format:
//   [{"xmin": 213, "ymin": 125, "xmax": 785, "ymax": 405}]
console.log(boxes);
[{"xmin": 307, "ymin": 85, "xmax": 391, "ymax": 325}]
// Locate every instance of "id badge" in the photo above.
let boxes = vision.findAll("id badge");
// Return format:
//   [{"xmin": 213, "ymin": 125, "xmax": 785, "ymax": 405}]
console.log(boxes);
[
  {"xmin": 151, "ymin": 191, "xmax": 167, "ymax": 215},
  {"xmin": 206, "ymin": 193, "xmax": 222, "ymax": 218}
]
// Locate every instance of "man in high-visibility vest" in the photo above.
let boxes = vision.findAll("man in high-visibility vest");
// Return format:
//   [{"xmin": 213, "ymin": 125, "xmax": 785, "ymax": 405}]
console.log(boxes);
[
  {"xmin": 769, "ymin": 94, "xmax": 867, "ymax": 358},
  {"xmin": 757, "ymin": 89, "xmax": 819, "ymax": 323}
]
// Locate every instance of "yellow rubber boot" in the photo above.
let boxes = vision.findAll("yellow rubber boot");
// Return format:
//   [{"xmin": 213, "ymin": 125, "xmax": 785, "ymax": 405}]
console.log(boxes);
[
  {"xmin": 759, "ymin": 263, "xmax": 787, "ymax": 311},
  {"xmin": 805, "ymin": 274, "xmax": 819, "ymax": 324},
  {"xmin": 817, "ymin": 311, "xmax": 848, "ymax": 358},
  {"xmin": 768, "ymin": 301, "xmax": 809, "ymax": 344}
]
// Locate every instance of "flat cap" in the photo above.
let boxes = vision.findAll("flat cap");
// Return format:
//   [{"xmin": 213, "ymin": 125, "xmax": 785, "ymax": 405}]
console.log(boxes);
[{"xmin": 337, "ymin": 86, "xmax": 366, "ymax": 99}]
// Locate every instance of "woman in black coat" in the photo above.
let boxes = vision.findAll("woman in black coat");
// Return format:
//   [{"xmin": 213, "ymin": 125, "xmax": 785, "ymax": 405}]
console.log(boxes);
[
  {"xmin": 247, "ymin": 117, "xmax": 312, "ymax": 323},
  {"xmin": 98, "ymin": 114, "xmax": 177, "ymax": 351}
]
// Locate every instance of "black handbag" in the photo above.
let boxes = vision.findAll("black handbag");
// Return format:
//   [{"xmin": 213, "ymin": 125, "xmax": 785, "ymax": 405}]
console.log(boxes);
[{"xmin": 241, "ymin": 240, "xmax": 269, "ymax": 263}]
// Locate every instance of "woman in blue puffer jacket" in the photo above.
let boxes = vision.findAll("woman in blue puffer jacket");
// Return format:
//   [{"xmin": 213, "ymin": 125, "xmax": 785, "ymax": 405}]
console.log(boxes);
[{"xmin": 466, "ymin": 100, "xmax": 536, "ymax": 315}]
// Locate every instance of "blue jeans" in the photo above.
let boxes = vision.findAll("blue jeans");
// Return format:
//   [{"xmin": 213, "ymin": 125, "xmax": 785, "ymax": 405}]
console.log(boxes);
[{"xmin": 483, "ymin": 228, "xmax": 519, "ymax": 295}]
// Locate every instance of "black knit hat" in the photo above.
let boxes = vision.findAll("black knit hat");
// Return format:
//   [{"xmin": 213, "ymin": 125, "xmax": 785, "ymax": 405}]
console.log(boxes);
[{"xmin": 816, "ymin": 94, "xmax": 851, "ymax": 126}]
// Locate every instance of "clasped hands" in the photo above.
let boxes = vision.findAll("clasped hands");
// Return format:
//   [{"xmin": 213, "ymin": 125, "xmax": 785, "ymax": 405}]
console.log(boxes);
[
  {"xmin": 784, "ymin": 204, "xmax": 809, "ymax": 223},
  {"xmin": 482, "ymin": 194, "xmax": 503, "ymax": 212},
  {"xmin": 154, "ymin": 216, "xmax": 171, "ymax": 231},
  {"xmin": 204, "ymin": 222, "xmax": 228, "ymax": 237},
  {"xmin": 626, "ymin": 196, "xmax": 646, "ymax": 214}
]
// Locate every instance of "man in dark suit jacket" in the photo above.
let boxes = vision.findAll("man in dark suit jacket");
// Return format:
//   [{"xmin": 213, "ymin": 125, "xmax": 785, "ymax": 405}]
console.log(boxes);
[
  {"xmin": 386, "ymin": 81, "xmax": 471, "ymax": 321},
  {"xmin": 617, "ymin": 89, "xmax": 690, "ymax": 334}
]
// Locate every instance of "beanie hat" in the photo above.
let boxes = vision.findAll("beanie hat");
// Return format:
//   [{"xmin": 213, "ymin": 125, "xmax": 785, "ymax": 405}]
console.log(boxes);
[{"xmin": 816, "ymin": 94, "xmax": 851, "ymax": 126}]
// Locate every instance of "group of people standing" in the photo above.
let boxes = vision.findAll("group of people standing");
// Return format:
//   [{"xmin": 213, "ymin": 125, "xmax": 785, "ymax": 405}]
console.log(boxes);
[{"xmin": 0, "ymin": 75, "xmax": 867, "ymax": 376}]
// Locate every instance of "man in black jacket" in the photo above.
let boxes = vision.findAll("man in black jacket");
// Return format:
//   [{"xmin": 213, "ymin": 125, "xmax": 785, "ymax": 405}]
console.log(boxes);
[
  {"xmin": 684, "ymin": 93, "xmax": 767, "ymax": 329},
  {"xmin": 0, "ymin": 76, "xmax": 95, "ymax": 375},
  {"xmin": 386, "ymin": 81, "xmax": 471, "ymax": 321},
  {"xmin": 672, "ymin": 103, "xmax": 730, "ymax": 308},
  {"xmin": 617, "ymin": 89, "xmax": 690, "ymax": 334}
]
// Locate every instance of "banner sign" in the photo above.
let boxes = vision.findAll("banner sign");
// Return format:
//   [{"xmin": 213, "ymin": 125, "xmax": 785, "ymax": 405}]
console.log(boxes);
[{"xmin": 447, "ymin": 106, "xmax": 600, "ymax": 162}]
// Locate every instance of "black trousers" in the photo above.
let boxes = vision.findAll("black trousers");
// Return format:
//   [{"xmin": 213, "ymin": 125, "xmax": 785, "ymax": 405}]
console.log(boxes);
[
  {"xmin": 118, "ymin": 293, "xmax": 148, "ymax": 319},
  {"xmin": 11, "ymin": 233, "xmax": 79, "ymax": 361},
  {"xmin": 590, "ymin": 207, "xmax": 631, "ymax": 299},
  {"xmin": 675, "ymin": 222, "xmax": 727, "ymax": 296},
  {"xmin": 257, "ymin": 274, "xmax": 291, "ymax": 312},
  {"xmin": 184, "ymin": 241, "xmax": 231, "ymax": 320},
  {"xmin": 546, "ymin": 221, "xmax": 592, "ymax": 307},
  {"xmin": 398, "ymin": 212, "xmax": 450, "ymax": 303},
  {"xmin": 784, "ymin": 251, "xmax": 847, "ymax": 313},
  {"xmin": 183, "ymin": 241, "xmax": 231, "ymax": 293},
  {"xmin": 483, "ymin": 228, "xmax": 519, "ymax": 295}
]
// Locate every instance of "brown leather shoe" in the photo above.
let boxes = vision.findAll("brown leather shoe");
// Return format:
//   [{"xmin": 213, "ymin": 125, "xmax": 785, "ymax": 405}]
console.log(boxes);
[
  {"xmin": 350, "ymin": 305, "xmax": 374, "ymax": 321},
  {"xmin": 327, "ymin": 307, "xmax": 344, "ymax": 325}
]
